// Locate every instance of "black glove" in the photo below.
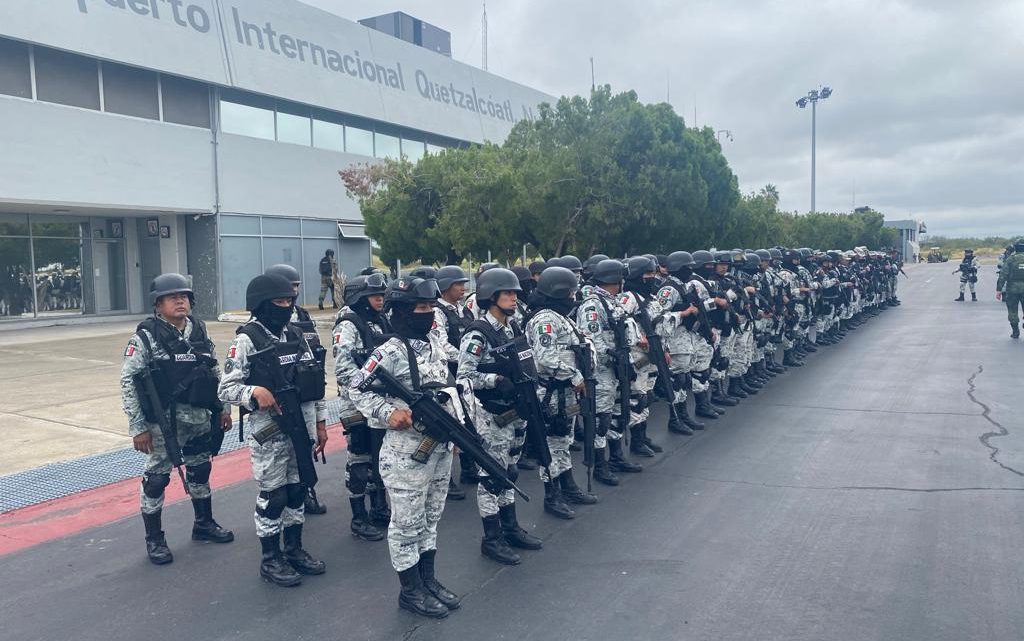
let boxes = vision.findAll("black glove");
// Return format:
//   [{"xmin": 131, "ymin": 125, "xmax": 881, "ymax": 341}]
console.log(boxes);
[
  {"xmin": 495, "ymin": 376, "xmax": 517, "ymax": 398},
  {"xmin": 481, "ymin": 475, "xmax": 507, "ymax": 496}
]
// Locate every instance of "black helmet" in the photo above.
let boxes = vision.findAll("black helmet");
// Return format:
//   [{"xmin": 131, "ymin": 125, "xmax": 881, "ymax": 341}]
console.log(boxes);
[
  {"xmin": 626, "ymin": 255, "xmax": 657, "ymax": 280},
  {"xmin": 511, "ymin": 265, "xmax": 532, "ymax": 285},
  {"xmin": 246, "ymin": 273, "xmax": 295, "ymax": 312},
  {"xmin": 691, "ymin": 250, "xmax": 715, "ymax": 267},
  {"xmin": 655, "ymin": 254, "xmax": 669, "ymax": 269},
  {"xmin": 583, "ymin": 254, "xmax": 610, "ymax": 276},
  {"xmin": 743, "ymin": 253, "xmax": 761, "ymax": 272},
  {"xmin": 769, "ymin": 248, "xmax": 783, "ymax": 260},
  {"xmin": 964, "ymin": 248, "xmax": 974, "ymax": 254},
  {"xmin": 798, "ymin": 248, "xmax": 812, "ymax": 258},
  {"xmin": 731, "ymin": 250, "xmax": 747, "ymax": 266},
  {"xmin": 265, "ymin": 264, "xmax": 301, "ymax": 285},
  {"xmin": 384, "ymin": 276, "xmax": 440, "ymax": 311},
  {"xmin": 345, "ymin": 272, "xmax": 388, "ymax": 307},
  {"xmin": 528, "ymin": 260, "xmax": 547, "ymax": 275},
  {"xmin": 755, "ymin": 249, "xmax": 772, "ymax": 262},
  {"xmin": 784, "ymin": 249, "xmax": 802, "ymax": 263},
  {"xmin": 435, "ymin": 265, "xmax": 469, "ymax": 292},
  {"xmin": 536, "ymin": 266, "xmax": 579, "ymax": 299},
  {"xmin": 476, "ymin": 262, "xmax": 501, "ymax": 277},
  {"xmin": 476, "ymin": 268, "xmax": 522, "ymax": 301},
  {"xmin": 409, "ymin": 266, "xmax": 437, "ymax": 280},
  {"xmin": 666, "ymin": 251, "xmax": 695, "ymax": 273},
  {"xmin": 560, "ymin": 255, "xmax": 583, "ymax": 273},
  {"xmin": 325, "ymin": 249, "xmax": 335, "ymax": 257},
  {"xmin": 714, "ymin": 251, "xmax": 733, "ymax": 265},
  {"xmin": 150, "ymin": 273, "xmax": 194, "ymax": 307},
  {"xmin": 592, "ymin": 259, "xmax": 625, "ymax": 285},
  {"xmin": 827, "ymin": 251, "xmax": 843, "ymax": 263}
]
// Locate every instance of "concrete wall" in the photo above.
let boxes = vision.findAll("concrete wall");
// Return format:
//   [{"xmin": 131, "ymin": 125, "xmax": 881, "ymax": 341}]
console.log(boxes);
[{"xmin": 186, "ymin": 214, "xmax": 219, "ymax": 320}]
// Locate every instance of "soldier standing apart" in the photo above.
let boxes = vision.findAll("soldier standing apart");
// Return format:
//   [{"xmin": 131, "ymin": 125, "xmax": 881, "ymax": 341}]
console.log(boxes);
[
  {"xmin": 333, "ymin": 273, "xmax": 393, "ymax": 541},
  {"xmin": 997, "ymin": 239, "xmax": 1024, "ymax": 338},
  {"xmin": 577, "ymin": 259, "xmax": 644, "ymax": 486},
  {"xmin": 219, "ymin": 274, "xmax": 328, "ymax": 587},
  {"xmin": 526, "ymin": 266, "xmax": 599, "ymax": 519},
  {"xmin": 318, "ymin": 249, "xmax": 339, "ymax": 310},
  {"xmin": 121, "ymin": 274, "xmax": 234, "ymax": 565},
  {"xmin": 955, "ymin": 249, "xmax": 980, "ymax": 302},
  {"xmin": 348, "ymin": 276, "xmax": 461, "ymax": 618},
  {"xmin": 459, "ymin": 268, "xmax": 544, "ymax": 565},
  {"xmin": 265, "ymin": 264, "xmax": 328, "ymax": 516}
]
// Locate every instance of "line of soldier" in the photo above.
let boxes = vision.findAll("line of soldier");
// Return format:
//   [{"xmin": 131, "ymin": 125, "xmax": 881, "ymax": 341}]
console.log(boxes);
[{"xmin": 119, "ymin": 245, "xmax": 902, "ymax": 620}]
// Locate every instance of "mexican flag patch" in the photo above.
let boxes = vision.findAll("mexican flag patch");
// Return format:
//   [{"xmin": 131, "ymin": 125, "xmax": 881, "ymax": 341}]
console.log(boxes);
[
  {"xmin": 466, "ymin": 340, "xmax": 483, "ymax": 357},
  {"xmin": 537, "ymin": 323, "xmax": 554, "ymax": 335}
]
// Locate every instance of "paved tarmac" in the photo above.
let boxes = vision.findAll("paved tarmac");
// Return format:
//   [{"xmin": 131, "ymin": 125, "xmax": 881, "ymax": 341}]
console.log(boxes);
[{"xmin": 2, "ymin": 263, "xmax": 1023, "ymax": 641}]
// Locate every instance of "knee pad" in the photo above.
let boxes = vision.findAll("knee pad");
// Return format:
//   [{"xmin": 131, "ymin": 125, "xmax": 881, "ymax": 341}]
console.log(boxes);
[
  {"xmin": 186, "ymin": 461, "xmax": 212, "ymax": 485},
  {"xmin": 257, "ymin": 487, "xmax": 288, "ymax": 520},
  {"xmin": 285, "ymin": 483, "xmax": 305, "ymax": 510},
  {"xmin": 345, "ymin": 460, "xmax": 371, "ymax": 494},
  {"xmin": 141, "ymin": 473, "xmax": 171, "ymax": 499},
  {"xmin": 597, "ymin": 413, "xmax": 611, "ymax": 437}
]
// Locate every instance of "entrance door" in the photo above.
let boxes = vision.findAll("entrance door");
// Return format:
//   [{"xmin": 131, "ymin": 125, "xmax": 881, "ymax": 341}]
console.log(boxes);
[{"xmin": 137, "ymin": 218, "xmax": 162, "ymax": 308}]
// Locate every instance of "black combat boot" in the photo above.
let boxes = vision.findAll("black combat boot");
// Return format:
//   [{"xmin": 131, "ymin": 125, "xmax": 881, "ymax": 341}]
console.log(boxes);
[
  {"xmin": 369, "ymin": 487, "xmax": 391, "ymax": 528},
  {"xmin": 1012, "ymin": 322, "xmax": 1020, "ymax": 339},
  {"xmin": 459, "ymin": 455, "xmax": 481, "ymax": 484},
  {"xmin": 629, "ymin": 425, "xmax": 656, "ymax": 457},
  {"xmin": 191, "ymin": 497, "xmax": 235, "ymax": 543},
  {"xmin": 142, "ymin": 511, "xmax": 173, "ymax": 565},
  {"xmin": 303, "ymin": 487, "xmax": 327, "ymax": 515},
  {"xmin": 711, "ymin": 380, "xmax": 739, "ymax": 406},
  {"xmin": 955, "ymin": 293, "xmax": 965, "ymax": 302},
  {"xmin": 283, "ymin": 524, "xmax": 326, "ymax": 575},
  {"xmin": 783, "ymin": 350, "xmax": 803, "ymax": 367},
  {"xmin": 559, "ymin": 470, "xmax": 598, "ymax": 504},
  {"xmin": 972, "ymin": 292, "xmax": 978, "ymax": 302},
  {"xmin": 608, "ymin": 438, "xmax": 642, "ymax": 473},
  {"xmin": 318, "ymin": 299, "xmax": 325, "ymax": 310},
  {"xmin": 418, "ymin": 550, "xmax": 460, "ymax": 610},
  {"xmin": 349, "ymin": 497, "xmax": 385, "ymax": 542},
  {"xmin": 668, "ymin": 404, "xmax": 696, "ymax": 433},
  {"xmin": 679, "ymin": 401, "xmax": 706, "ymax": 430},
  {"xmin": 543, "ymin": 480, "xmax": 576, "ymax": 520},
  {"xmin": 728, "ymin": 377, "xmax": 749, "ymax": 399},
  {"xmin": 260, "ymin": 534, "xmax": 302, "ymax": 587},
  {"xmin": 694, "ymin": 393, "xmax": 719, "ymax": 420},
  {"xmin": 499, "ymin": 504, "xmax": 543, "ymax": 550},
  {"xmin": 803, "ymin": 339, "xmax": 818, "ymax": 353},
  {"xmin": 768, "ymin": 358, "xmax": 788, "ymax": 373},
  {"xmin": 741, "ymin": 373, "xmax": 761, "ymax": 393},
  {"xmin": 517, "ymin": 456, "xmax": 539, "ymax": 471},
  {"xmin": 593, "ymin": 446, "xmax": 620, "ymax": 486},
  {"xmin": 481, "ymin": 515, "xmax": 521, "ymax": 565},
  {"xmin": 639, "ymin": 421, "xmax": 663, "ymax": 452},
  {"xmin": 446, "ymin": 477, "xmax": 466, "ymax": 501},
  {"xmin": 398, "ymin": 563, "xmax": 449, "ymax": 618}
]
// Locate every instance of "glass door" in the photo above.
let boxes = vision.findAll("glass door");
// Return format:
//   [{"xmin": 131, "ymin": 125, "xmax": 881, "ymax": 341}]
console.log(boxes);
[{"xmin": 90, "ymin": 219, "xmax": 128, "ymax": 313}]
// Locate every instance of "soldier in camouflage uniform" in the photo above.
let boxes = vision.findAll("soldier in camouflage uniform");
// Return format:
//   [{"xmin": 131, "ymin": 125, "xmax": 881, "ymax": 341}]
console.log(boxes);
[
  {"xmin": 577, "ymin": 259, "xmax": 644, "ymax": 485},
  {"xmin": 317, "ymin": 249, "xmax": 338, "ymax": 310},
  {"xmin": 121, "ymin": 273, "xmax": 234, "ymax": 565},
  {"xmin": 459, "ymin": 268, "xmax": 544, "ymax": 565},
  {"xmin": 333, "ymin": 273, "xmax": 392, "ymax": 541},
  {"xmin": 348, "ymin": 275, "xmax": 460, "ymax": 619},
  {"xmin": 219, "ymin": 274, "xmax": 327, "ymax": 587},
  {"xmin": 526, "ymin": 266, "xmax": 599, "ymax": 519},
  {"xmin": 997, "ymin": 238, "xmax": 1024, "ymax": 338}
]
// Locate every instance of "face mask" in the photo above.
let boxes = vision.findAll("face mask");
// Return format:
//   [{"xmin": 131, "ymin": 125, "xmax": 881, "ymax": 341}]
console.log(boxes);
[
  {"xmin": 394, "ymin": 310, "xmax": 434, "ymax": 340},
  {"xmin": 642, "ymin": 278, "xmax": 657, "ymax": 295},
  {"xmin": 545, "ymin": 296, "xmax": 576, "ymax": 317},
  {"xmin": 256, "ymin": 302, "xmax": 292, "ymax": 336}
]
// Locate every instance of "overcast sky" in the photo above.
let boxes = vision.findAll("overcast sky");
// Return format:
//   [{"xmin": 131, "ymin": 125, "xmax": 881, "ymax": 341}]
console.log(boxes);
[{"xmin": 302, "ymin": 0, "xmax": 1022, "ymax": 238}]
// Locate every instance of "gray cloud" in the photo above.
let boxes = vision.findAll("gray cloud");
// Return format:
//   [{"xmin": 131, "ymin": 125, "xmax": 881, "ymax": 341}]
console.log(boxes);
[{"xmin": 301, "ymin": 0, "xmax": 1024, "ymax": 237}]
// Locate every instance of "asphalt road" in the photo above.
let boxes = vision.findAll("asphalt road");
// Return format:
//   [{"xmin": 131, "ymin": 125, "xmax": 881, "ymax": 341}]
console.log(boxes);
[{"xmin": 2, "ymin": 262, "xmax": 1022, "ymax": 641}]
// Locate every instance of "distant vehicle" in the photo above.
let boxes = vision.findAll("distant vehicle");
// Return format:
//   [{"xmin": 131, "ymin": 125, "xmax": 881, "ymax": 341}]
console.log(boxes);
[{"xmin": 927, "ymin": 247, "xmax": 948, "ymax": 263}]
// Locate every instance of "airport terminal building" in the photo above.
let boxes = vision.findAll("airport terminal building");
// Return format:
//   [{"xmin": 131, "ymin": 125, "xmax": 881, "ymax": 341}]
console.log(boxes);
[{"xmin": 0, "ymin": 0, "xmax": 553, "ymax": 321}]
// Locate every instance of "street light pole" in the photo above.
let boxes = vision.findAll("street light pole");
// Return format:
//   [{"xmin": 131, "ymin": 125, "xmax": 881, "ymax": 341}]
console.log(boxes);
[{"xmin": 795, "ymin": 86, "xmax": 832, "ymax": 214}]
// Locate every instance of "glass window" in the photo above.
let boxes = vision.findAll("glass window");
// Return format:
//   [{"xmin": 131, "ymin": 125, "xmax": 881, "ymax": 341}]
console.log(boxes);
[
  {"xmin": 262, "ymin": 238, "xmax": 302, "ymax": 280},
  {"xmin": 35, "ymin": 47, "xmax": 100, "ymax": 110},
  {"xmin": 301, "ymin": 219, "xmax": 339, "ymax": 237},
  {"xmin": 0, "ymin": 237, "xmax": 33, "ymax": 319},
  {"xmin": 345, "ymin": 126, "xmax": 374, "ymax": 156},
  {"xmin": 0, "ymin": 214, "xmax": 29, "ymax": 236},
  {"xmin": 32, "ymin": 221, "xmax": 82, "ymax": 238},
  {"xmin": 276, "ymin": 111, "xmax": 311, "ymax": 146},
  {"xmin": 401, "ymin": 137, "xmax": 425, "ymax": 158},
  {"xmin": 32, "ymin": 237, "xmax": 83, "ymax": 316},
  {"xmin": 426, "ymin": 143, "xmax": 446, "ymax": 156},
  {"xmin": 161, "ymin": 75, "xmax": 210, "ymax": 128},
  {"xmin": 101, "ymin": 62, "xmax": 158, "ymax": 120},
  {"xmin": 374, "ymin": 133, "xmax": 401, "ymax": 160},
  {"xmin": 262, "ymin": 217, "xmax": 300, "ymax": 236},
  {"xmin": 220, "ymin": 215, "xmax": 261, "ymax": 235},
  {"xmin": 312, "ymin": 119, "xmax": 344, "ymax": 152},
  {"xmin": 220, "ymin": 100, "xmax": 274, "ymax": 140},
  {"xmin": 0, "ymin": 39, "xmax": 31, "ymax": 99},
  {"xmin": 220, "ymin": 237, "xmax": 262, "ymax": 311}
]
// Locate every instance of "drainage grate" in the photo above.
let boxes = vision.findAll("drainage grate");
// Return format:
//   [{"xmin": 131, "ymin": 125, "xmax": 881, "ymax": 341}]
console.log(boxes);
[{"xmin": 0, "ymin": 399, "xmax": 345, "ymax": 514}]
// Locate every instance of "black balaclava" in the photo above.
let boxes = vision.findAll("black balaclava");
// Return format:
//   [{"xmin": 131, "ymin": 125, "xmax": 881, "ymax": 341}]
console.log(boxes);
[
  {"xmin": 255, "ymin": 300, "xmax": 293, "ymax": 336},
  {"xmin": 529, "ymin": 291, "xmax": 576, "ymax": 318},
  {"xmin": 675, "ymin": 266, "xmax": 694, "ymax": 281},
  {"xmin": 351, "ymin": 298, "xmax": 383, "ymax": 324},
  {"xmin": 390, "ymin": 302, "xmax": 434, "ymax": 340}
]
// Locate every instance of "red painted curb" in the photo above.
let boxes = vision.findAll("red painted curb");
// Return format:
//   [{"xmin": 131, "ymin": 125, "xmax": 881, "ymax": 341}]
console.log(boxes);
[{"xmin": 0, "ymin": 425, "xmax": 346, "ymax": 557}]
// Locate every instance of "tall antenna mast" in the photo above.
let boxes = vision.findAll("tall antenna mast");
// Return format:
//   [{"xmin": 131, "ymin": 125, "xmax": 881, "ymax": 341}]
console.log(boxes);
[
  {"xmin": 481, "ymin": 1, "xmax": 488, "ymax": 71},
  {"xmin": 590, "ymin": 57, "xmax": 595, "ymax": 91}
]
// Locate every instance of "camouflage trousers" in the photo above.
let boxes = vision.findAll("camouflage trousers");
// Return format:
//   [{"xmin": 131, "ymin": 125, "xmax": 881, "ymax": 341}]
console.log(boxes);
[
  {"xmin": 711, "ymin": 330, "xmax": 733, "ymax": 382},
  {"xmin": 318, "ymin": 275, "xmax": 337, "ymax": 305},
  {"xmin": 140, "ymin": 418, "xmax": 212, "ymax": 515},
  {"xmin": 726, "ymin": 327, "xmax": 754, "ymax": 377},
  {"xmin": 250, "ymin": 432, "xmax": 304, "ymax": 538},
  {"xmin": 474, "ymin": 410, "xmax": 526, "ymax": 517},
  {"xmin": 959, "ymin": 278, "xmax": 977, "ymax": 294},
  {"xmin": 1005, "ymin": 291, "xmax": 1024, "ymax": 324},
  {"xmin": 378, "ymin": 431, "xmax": 453, "ymax": 572},
  {"xmin": 539, "ymin": 433, "xmax": 574, "ymax": 483},
  {"xmin": 630, "ymin": 364, "xmax": 658, "ymax": 428},
  {"xmin": 667, "ymin": 328, "xmax": 697, "ymax": 404},
  {"xmin": 689, "ymin": 336, "xmax": 714, "ymax": 394}
]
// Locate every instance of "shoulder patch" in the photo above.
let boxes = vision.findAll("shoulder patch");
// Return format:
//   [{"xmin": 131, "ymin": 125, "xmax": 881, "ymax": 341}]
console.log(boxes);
[
  {"xmin": 227, "ymin": 345, "xmax": 237, "ymax": 359},
  {"xmin": 586, "ymin": 311, "xmax": 600, "ymax": 322},
  {"xmin": 620, "ymin": 295, "xmax": 632, "ymax": 306},
  {"xmin": 587, "ymin": 321, "xmax": 600, "ymax": 333},
  {"xmin": 465, "ymin": 340, "xmax": 483, "ymax": 357},
  {"xmin": 536, "ymin": 322, "xmax": 554, "ymax": 335},
  {"xmin": 124, "ymin": 344, "xmax": 135, "ymax": 357},
  {"xmin": 538, "ymin": 334, "xmax": 553, "ymax": 348}
]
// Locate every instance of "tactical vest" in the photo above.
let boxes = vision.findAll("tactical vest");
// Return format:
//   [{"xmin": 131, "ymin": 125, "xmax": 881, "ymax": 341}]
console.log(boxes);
[
  {"xmin": 239, "ymin": 322, "xmax": 325, "ymax": 404},
  {"xmin": 1005, "ymin": 256, "xmax": 1024, "ymax": 283},
  {"xmin": 437, "ymin": 303, "xmax": 468, "ymax": 349},
  {"xmin": 136, "ymin": 316, "xmax": 219, "ymax": 410},
  {"xmin": 292, "ymin": 306, "xmax": 328, "ymax": 369},
  {"xmin": 336, "ymin": 312, "xmax": 392, "ymax": 367},
  {"xmin": 465, "ymin": 319, "xmax": 538, "ymax": 415}
]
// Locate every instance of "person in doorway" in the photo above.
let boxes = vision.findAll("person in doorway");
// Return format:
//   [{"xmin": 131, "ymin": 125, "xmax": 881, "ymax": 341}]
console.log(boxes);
[{"xmin": 319, "ymin": 249, "xmax": 339, "ymax": 310}]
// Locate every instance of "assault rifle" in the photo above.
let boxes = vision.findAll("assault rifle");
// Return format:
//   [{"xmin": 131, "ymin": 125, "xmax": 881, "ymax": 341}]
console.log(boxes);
[
  {"xmin": 490, "ymin": 338, "xmax": 553, "ymax": 475},
  {"xmin": 634, "ymin": 298, "xmax": 683, "ymax": 428},
  {"xmin": 133, "ymin": 368, "xmax": 189, "ymax": 494},
  {"xmin": 571, "ymin": 342, "xmax": 598, "ymax": 491}
]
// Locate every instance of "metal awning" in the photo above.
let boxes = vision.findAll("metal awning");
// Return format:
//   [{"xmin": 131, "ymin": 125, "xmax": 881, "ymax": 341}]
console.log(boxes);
[{"xmin": 338, "ymin": 222, "xmax": 368, "ymax": 239}]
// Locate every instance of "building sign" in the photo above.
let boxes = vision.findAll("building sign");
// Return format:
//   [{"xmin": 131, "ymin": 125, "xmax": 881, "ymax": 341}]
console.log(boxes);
[{"xmin": 3, "ymin": 0, "xmax": 552, "ymax": 143}]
